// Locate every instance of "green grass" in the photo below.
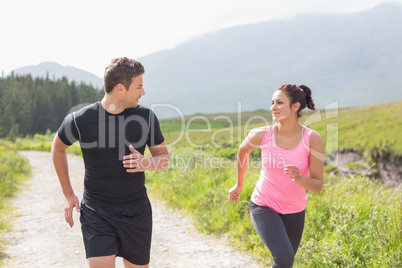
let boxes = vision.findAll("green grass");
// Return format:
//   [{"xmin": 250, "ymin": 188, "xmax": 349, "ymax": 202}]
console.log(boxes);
[
  {"xmin": 302, "ymin": 174, "xmax": 401, "ymax": 267},
  {"xmin": 15, "ymin": 130, "xmax": 82, "ymax": 156},
  {"xmin": 309, "ymin": 101, "xmax": 402, "ymax": 160},
  {"xmin": 0, "ymin": 140, "xmax": 31, "ymax": 262},
  {"xmin": 18, "ymin": 100, "xmax": 402, "ymax": 161},
  {"xmin": 146, "ymin": 100, "xmax": 402, "ymax": 267},
  {"xmin": 146, "ymin": 152, "xmax": 401, "ymax": 267},
  {"xmin": 161, "ymin": 100, "xmax": 402, "ymax": 160},
  {"xmin": 1, "ymin": 132, "xmax": 79, "ymax": 263},
  {"xmin": 159, "ymin": 109, "xmax": 271, "ymax": 133},
  {"xmin": 3, "ymin": 100, "xmax": 401, "ymax": 266}
]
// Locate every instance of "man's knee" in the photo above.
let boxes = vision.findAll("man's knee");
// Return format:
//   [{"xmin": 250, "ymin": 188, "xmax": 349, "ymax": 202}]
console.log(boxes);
[
  {"xmin": 88, "ymin": 255, "xmax": 116, "ymax": 268},
  {"xmin": 123, "ymin": 258, "xmax": 149, "ymax": 268}
]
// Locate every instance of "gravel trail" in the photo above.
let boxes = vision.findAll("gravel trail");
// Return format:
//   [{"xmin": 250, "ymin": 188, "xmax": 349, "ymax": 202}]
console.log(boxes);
[{"xmin": 1, "ymin": 151, "xmax": 263, "ymax": 268}]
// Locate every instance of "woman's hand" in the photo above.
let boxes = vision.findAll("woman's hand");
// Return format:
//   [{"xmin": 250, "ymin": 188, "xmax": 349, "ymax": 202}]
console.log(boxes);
[
  {"xmin": 284, "ymin": 165, "xmax": 301, "ymax": 182},
  {"xmin": 228, "ymin": 184, "xmax": 243, "ymax": 202}
]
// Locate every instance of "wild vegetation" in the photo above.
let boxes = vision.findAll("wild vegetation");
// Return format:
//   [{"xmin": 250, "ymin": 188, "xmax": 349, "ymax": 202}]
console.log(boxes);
[
  {"xmin": 2, "ymin": 99, "xmax": 401, "ymax": 266},
  {"xmin": 146, "ymin": 160, "xmax": 401, "ymax": 267},
  {"xmin": 0, "ymin": 74, "xmax": 98, "ymax": 260},
  {"xmin": 0, "ymin": 140, "xmax": 30, "ymax": 260},
  {"xmin": 146, "ymin": 100, "xmax": 402, "ymax": 266}
]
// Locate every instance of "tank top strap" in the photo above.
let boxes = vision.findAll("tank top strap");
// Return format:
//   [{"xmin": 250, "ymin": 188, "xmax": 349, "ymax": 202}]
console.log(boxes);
[
  {"xmin": 302, "ymin": 127, "xmax": 313, "ymax": 152},
  {"xmin": 260, "ymin": 125, "xmax": 275, "ymax": 148}
]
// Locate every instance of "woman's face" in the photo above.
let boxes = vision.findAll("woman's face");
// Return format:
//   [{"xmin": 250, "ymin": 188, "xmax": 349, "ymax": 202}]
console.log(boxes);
[{"xmin": 270, "ymin": 90, "xmax": 296, "ymax": 122}]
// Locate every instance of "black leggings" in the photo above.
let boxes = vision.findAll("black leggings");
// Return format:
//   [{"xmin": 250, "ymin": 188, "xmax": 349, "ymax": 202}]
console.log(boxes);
[{"xmin": 250, "ymin": 202, "xmax": 305, "ymax": 268}]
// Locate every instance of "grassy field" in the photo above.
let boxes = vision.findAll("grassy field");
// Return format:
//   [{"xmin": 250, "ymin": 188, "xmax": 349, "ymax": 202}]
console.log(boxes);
[
  {"xmin": 0, "ymin": 140, "xmax": 31, "ymax": 261},
  {"xmin": 13, "ymin": 100, "xmax": 402, "ymax": 159},
  {"xmin": 309, "ymin": 101, "xmax": 402, "ymax": 160},
  {"xmin": 146, "ymin": 159, "xmax": 401, "ymax": 267},
  {"xmin": 161, "ymin": 100, "xmax": 402, "ymax": 159},
  {"xmin": 148, "ymin": 100, "xmax": 402, "ymax": 267},
  {"xmin": 15, "ymin": 130, "xmax": 82, "ymax": 156},
  {"xmin": 4, "ymin": 100, "xmax": 402, "ymax": 266}
]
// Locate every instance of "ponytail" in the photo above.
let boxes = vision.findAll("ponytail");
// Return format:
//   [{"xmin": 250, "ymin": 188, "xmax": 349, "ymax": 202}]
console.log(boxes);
[{"xmin": 298, "ymin": 84, "xmax": 315, "ymax": 111}]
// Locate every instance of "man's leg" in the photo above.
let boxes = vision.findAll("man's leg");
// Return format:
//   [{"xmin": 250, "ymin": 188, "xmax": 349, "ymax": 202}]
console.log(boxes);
[
  {"xmin": 123, "ymin": 258, "xmax": 149, "ymax": 268},
  {"xmin": 88, "ymin": 255, "xmax": 116, "ymax": 268},
  {"xmin": 118, "ymin": 197, "xmax": 152, "ymax": 267}
]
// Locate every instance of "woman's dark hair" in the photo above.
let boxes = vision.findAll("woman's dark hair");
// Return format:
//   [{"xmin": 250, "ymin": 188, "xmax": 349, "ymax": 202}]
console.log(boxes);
[
  {"xmin": 276, "ymin": 84, "xmax": 315, "ymax": 118},
  {"xmin": 103, "ymin": 57, "xmax": 145, "ymax": 93}
]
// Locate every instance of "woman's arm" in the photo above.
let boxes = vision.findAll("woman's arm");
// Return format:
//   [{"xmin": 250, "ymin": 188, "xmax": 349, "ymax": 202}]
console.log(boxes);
[
  {"xmin": 229, "ymin": 127, "xmax": 266, "ymax": 202},
  {"xmin": 284, "ymin": 131, "xmax": 325, "ymax": 193}
]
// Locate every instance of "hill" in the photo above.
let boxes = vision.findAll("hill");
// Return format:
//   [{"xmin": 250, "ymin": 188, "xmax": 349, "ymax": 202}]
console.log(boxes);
[
  {"xmin": 160, "ymin": 100, "xmax": 402, "ymax": 157},
  {"xmin": 137, "ymin": 2, "xmax": 402, "ymax": 118},
  {"xmin": 11, "ymin": 62, "xmax": 103, "ymax": 89},
  {"xmin": 159, "ymin": 100, "xmax": 402, "ymax": 185}
]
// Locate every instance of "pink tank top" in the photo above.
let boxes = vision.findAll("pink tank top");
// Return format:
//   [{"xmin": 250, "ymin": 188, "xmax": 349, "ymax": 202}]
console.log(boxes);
[{"xmin": 251, "ymin": 125, "xmax": 312, "ymax": 214}]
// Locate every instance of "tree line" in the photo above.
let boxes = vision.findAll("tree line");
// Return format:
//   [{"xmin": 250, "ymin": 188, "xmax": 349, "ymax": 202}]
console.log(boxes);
[{"xmin": 0, "ymin": 74, "xmax": 103, "ymax": 138}]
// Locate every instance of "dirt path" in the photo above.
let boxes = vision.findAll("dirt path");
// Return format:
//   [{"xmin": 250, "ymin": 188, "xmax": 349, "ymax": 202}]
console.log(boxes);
[{"xmin": 1, "ymin": 151, "xmax": 263, "ymax": 268}]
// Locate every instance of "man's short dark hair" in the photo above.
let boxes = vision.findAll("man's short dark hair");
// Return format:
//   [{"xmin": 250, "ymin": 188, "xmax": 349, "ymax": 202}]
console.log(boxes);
[{"xmin": 103, "ymin": 57, "xmax": 145, "ymax": 93}]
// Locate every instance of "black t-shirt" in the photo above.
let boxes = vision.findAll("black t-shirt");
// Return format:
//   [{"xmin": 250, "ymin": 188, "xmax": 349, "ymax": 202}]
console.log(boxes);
[{"xmin": 57, "ymin": 101, "xmax": 165, "ymax": 206}]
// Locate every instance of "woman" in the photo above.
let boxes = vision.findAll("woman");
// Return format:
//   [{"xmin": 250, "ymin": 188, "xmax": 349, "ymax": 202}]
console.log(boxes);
[{"xmin": 229, "ymin": 84, "xmax": 324, "ymax": 268}]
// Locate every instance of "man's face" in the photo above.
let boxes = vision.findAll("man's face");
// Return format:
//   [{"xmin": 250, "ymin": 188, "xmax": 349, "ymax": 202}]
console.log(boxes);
[{"xmin": 124, "ymin": 75, "xmax": 145, "ymax": 108}]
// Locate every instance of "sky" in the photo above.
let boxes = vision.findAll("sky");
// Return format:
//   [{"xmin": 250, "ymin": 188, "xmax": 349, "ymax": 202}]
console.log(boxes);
[{"xmin": 1, "ymin": 0, "xmax": 400, "ymax": 78}]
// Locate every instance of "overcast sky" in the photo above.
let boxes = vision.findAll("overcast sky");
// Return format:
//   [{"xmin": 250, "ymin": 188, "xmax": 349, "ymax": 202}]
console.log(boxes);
[{"xmin": 1, "ymin": 0, "xmax": 399, "ymax": 78}]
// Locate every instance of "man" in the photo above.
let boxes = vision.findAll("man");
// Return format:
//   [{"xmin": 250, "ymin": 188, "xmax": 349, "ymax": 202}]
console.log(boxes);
[{"xmin": 52, "ymin": 57, "xmax": 169, "ymax": 268}]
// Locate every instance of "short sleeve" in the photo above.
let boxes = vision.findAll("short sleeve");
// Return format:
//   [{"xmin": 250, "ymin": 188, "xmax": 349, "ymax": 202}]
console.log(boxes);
[
  {"xmin": 147, "ymin": 110, "xmax": 165, "ymax": 147},
  {"xmin": 57, "ymin": 113, "xmax": 79, "ymax": 146}
]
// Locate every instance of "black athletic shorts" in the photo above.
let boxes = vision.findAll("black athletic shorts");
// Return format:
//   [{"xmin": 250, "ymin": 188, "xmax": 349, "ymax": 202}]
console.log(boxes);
[{"xmin": 80, "ymin": 196, "xmax": 152, "ymax": 265}]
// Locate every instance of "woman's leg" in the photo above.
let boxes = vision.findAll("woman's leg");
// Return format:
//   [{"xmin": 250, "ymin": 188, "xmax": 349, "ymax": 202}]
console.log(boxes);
[
  {"xmin": 250, "ymin": 202, "xmax": 295, "ymax": 268},
  {"xmin": 281, "ymin": 210, "xmax": 305, "ymax": 255}
]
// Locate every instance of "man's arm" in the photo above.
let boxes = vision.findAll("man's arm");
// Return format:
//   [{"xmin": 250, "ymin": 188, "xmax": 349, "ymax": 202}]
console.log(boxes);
[
  {"xmin": 123, "ymin": 142, "xmax": 170, "ymax": 172},
  {"xmin": 51, "ymin": 133, "xmax": 80, "ymax": 228}
]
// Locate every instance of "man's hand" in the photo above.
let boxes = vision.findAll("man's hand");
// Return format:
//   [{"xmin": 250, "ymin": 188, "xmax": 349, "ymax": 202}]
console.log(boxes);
[
  {"xmin": 52, "ymin": 133, "xmax": 79, "ymax": 228},
  {"xmin": 64, "ymin": 194, "xmax": 80, "ymax": 228},
  {"xmin": 122, "ymin": 145, "xmax": 150, "ymax": 173}
]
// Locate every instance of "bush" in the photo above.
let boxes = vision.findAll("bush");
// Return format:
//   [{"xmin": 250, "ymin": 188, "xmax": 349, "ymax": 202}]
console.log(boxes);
[
  {"xmin": 146, "ymin": 152, "xmax": 401, "ymax": 267},
  {"xmin": 0, "ymin": 140, "xmax": 31, "ymax": 257}
]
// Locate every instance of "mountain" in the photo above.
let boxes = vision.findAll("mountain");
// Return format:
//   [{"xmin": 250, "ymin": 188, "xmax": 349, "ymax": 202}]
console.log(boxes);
[
  {"xmin": 8, "ymin": 3, "xmax": 402, "ymax": 119},
  {"xmin": 11, "ymin": 62, "xmax": 103, "ymax": 89},
  {"xmin": 136, "ymin": 2, "xmax": 402, "ymax": 118}
]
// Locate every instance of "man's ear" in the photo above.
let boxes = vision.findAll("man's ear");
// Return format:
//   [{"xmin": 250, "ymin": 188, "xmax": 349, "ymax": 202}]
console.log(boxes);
[{"xmin": 116, "ymin": 83, "xmax": 126, "ymax": 93}]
